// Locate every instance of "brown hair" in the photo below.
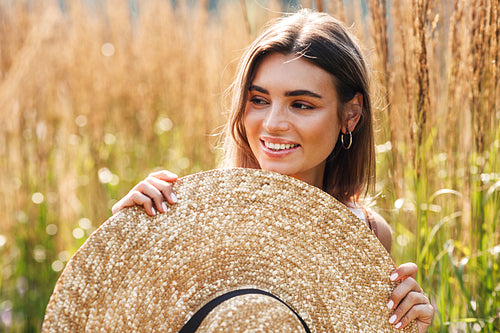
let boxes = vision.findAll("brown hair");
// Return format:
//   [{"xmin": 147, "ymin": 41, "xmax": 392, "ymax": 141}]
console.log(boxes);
[{"xmin": 222, "ymin": 9, "xmax": 375, "ymax": 204}]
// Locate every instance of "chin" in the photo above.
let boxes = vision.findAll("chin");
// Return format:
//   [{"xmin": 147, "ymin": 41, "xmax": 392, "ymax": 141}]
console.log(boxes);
[{"xmin": 259, "ymin": 164, "xmax": 296, "ymax": 177}]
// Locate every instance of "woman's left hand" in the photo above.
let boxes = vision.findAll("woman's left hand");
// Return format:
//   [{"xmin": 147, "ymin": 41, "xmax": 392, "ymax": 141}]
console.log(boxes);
[{"xmin": 387, "ymin": 263, "xmax": 434, "ymax": 332}]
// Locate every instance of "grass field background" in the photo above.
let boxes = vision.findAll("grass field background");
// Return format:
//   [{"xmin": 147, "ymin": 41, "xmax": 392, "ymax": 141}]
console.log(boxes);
[{"xmin": 0, "ymin": 0, "xmax": 498, "ymax": 331}]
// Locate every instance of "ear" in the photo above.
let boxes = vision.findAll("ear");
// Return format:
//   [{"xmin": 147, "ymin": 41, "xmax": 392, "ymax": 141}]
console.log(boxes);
[{"xmin": 341, "ymin": 92, "xmax": 363, "ymax": 133}]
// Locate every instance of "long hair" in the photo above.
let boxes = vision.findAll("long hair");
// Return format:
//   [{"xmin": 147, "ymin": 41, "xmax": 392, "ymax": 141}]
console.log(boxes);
[{"xmin": 222, "ymin": 9, "xmax": 375, "ymax": 204}]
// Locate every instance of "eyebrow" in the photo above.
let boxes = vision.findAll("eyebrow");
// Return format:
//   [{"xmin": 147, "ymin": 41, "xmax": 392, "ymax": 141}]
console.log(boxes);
[{"xmin": 249, "ymin": 85, "xmax": 323, "ymax": 99}]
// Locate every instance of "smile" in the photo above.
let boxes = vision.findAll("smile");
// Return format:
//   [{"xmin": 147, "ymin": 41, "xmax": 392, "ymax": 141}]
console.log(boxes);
[{"xmin": 262, "ymin": 140, "xmax": 299, "ymax": 151}]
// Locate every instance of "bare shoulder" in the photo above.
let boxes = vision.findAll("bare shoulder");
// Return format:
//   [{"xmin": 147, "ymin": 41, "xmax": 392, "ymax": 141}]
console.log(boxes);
[{"xmin": 365, "ymin": 207, "xmax": 392, "ymax": 253}]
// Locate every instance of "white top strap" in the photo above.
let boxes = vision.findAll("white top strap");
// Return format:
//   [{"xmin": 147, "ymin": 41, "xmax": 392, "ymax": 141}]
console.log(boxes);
[{"xmin": 346, "ymin": 204, "xmax": 369, "ymax": 228}]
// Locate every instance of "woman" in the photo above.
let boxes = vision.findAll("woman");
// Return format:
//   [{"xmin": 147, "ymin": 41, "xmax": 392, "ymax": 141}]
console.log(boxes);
[{"xmin": 112, "ymin": 10, "xmax": 434, "ymax": 331}]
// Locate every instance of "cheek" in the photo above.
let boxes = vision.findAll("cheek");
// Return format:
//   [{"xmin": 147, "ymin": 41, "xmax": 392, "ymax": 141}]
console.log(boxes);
[
  {"xmin": 306, "ymin": 117, "xmax": 340, "ymax": 151},
  {"xmin": 328, "ymin": 121, "xmax": 341, "ymax": 146},
  {"xmin": 242, "ymin": 112, "xmax": 250, "ymax": 141},
  {"xmin": 243, "ymin": 108, "xmax": 258, "ymax": 141},
  {"xmin": 326, "ymin": 112, "xmax": 342, "ymax": 148}
]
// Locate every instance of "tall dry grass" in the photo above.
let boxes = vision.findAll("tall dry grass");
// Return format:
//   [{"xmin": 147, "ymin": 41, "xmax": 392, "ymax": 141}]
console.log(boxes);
[
  {"xmin": 0, "ymin": 0, "xmax": 498, "ymax": 331},
  {"xmin": 358, "ymin": 0, "xmax": 500, "ymax": 331},
  {"xmin": 0, "ymin": 1, "xmax": 260, "ymax": 330}
]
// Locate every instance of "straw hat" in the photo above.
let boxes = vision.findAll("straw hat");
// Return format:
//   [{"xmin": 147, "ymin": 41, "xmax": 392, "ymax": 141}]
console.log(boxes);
[{"xmin": 42, "ymin": 168, "xmax": 417, "ymax": 332}]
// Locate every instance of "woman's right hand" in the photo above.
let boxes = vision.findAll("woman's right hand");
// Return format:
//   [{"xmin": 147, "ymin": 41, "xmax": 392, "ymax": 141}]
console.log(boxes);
[{"xmin": 111, "ymin": 170, "xmax": 178, "ymax": 216}]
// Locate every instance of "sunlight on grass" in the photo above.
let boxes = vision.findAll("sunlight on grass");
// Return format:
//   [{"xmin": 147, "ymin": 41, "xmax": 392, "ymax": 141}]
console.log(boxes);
[{"xmin": 0, "ymin": 0, "xmax": 498, "ymax": 331}]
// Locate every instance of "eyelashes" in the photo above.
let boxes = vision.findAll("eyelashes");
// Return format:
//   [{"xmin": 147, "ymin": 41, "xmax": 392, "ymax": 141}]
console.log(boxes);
[
  {"xmin": 291, "ymin": 102, "xmax": 313, "ymax": 110},
  {"xmin": 248, "ymin": 97, "xmax": 315, "ymax": 111}
]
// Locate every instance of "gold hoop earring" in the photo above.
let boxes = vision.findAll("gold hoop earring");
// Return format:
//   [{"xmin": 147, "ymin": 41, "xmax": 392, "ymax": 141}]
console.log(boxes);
[{"xmin": 341, "ymin": 130, "xmax": 352, "ymax": 150}]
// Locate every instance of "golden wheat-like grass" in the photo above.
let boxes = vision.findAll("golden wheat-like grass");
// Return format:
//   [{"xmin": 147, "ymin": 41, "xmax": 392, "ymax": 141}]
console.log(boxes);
[{"xmin": 0, "ymin": 0, "xmax": 498, "ymax": 331}]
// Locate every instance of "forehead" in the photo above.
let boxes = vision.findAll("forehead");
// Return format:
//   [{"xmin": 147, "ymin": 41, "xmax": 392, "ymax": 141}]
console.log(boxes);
[{"xmin": 251, "ymin": 53, "xmax": 337, "ymax": 94}]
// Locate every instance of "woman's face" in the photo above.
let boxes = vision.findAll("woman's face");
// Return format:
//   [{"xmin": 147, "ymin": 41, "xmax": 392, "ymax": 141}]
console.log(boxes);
[{"xmin": 243, "ymin": 53, "xmax": 342, "ymax": 188}]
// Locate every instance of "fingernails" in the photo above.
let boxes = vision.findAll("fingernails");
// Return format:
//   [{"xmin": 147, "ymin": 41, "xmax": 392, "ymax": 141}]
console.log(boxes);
[
  {"xmin": 151, "ymin": 207, "xmax": 156, "ymax": 215},
  {"xmin": 390, "ymin": 272, "xmax": 399, "ymax": 281},
  {"xmin": 171, "ymin": 193, "xmax": 178, "ymax": 203},
  {"xmin": 387, "ymin": 300, "xmax": 394, "ymax": 309},
  {"xmin": 395, "ymin": 322, "xmax": 402, "ymax": 329},
  {"xmin": 162, "ymin": 202, "xmax": 168, "ymax": 212},
  {"xmin": 389, "ymin": 314, "xmax": 397, "ymax": 324}
]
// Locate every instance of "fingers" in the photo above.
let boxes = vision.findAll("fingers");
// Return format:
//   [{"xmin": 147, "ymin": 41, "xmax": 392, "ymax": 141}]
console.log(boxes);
[
  {"xmin": 391, "ymin": 303, "xmax": 434, "ymax": 331},
  {"xmin": 149, "ymin": 170, "xmax": 178, "ymax": 182},
  {"xmin": 145, "ymin": 175, "xmax": 178, "ymax": 205},
  {"xmin": 388, "ymin": 288, "xmax": 432, "ymax": 329},
  {"xmin": 134, "ymin": 179, "xmax": 170, "ymax": 213},
  {"xmin": 112, "ymin": 190, "xmax": 156, "ymax": 216},
  {"xmin": 112, "ymin": 170, "xmax": 178, "ymax": 216},
  {"xmin": 390, "ymin": 262, "xmax": 418, "ymax": 281},
  {"xmin": 112, "ymin": 200, "xmax": 126, "ymax": 216},
  {"xmin": 388, "ymin": 264, "xmax": 434, "ymax": 331},
  {"xmin": 112, "ymin": 191, "xmax": 157, "ymax": 216},
  {"xmin": 388, "ymin": 276, "xmax": 423, "ymax": 309}
]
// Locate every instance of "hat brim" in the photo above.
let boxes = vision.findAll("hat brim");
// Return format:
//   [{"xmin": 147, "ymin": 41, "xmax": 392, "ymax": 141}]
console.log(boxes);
[{"xmin": 42, "ymin": 168, "xmax": 417, "ymax": 332}]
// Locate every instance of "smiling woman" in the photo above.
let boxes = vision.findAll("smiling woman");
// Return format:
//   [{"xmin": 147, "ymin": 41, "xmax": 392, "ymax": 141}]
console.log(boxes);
[
  {"xmin": 243, "ymin": 53, "xmax": 355, "ymax": 188},
  {"xmin": 110, "ymin": 9, "xmax": 434, "ymax": 332},
  {"xmin": 223, "ymin": 12, "xmax": 374, "ymax": 205}
]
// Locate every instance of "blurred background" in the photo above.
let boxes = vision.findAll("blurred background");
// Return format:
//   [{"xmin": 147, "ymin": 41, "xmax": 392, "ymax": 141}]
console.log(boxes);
[{"xmin": 0, "ymin": 0, "xmax": 498, "ymax": 331}]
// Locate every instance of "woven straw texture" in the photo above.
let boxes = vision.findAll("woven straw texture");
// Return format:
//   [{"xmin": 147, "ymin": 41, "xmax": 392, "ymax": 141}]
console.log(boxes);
[
  {"xmin": 42, "ymin": 168, "xmax": 417, "ymax": 332},
  {"xmin": 197, "ymin": 293, "xmax": 306, "ymax": 332}
]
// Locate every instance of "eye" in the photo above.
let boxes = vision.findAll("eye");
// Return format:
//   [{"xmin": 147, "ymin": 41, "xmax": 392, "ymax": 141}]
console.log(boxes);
[
  {"xmin": 249, "ymin": 96, "xmax": 269, "ymax": 106},
  {"xmin": 292, "ymin": 102, "xmax": 313, "ymax": 110}
]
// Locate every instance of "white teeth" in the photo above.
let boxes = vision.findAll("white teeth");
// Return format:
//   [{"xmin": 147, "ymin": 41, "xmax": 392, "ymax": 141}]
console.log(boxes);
[{"xmin": 264, "ymin": 141, "xmax": 298, "ymax": 151}]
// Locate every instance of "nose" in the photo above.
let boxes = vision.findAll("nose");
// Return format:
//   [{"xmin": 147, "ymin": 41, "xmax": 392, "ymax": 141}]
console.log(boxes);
[{"xmin": 263, "ymin": 103, "xmax": 289, "ymax": 133}]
